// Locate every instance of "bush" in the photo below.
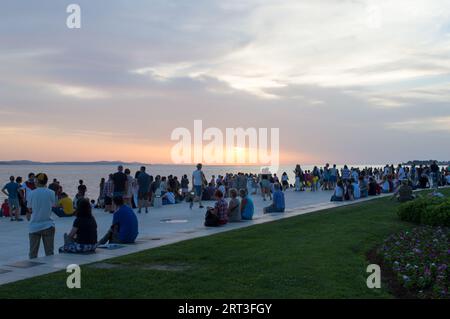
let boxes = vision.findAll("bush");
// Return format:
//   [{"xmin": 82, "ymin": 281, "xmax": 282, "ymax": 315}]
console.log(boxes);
[
  {"xmin": 397, "ymin": 196, "xmax": 448, "ymax": 226},
  {"xmin": 424, "ymin": 201, "xmax": 450, "ymax": 227},
  {"xmin": 379, "ymin": 226, "xmax": 449, "ymax": 299}
]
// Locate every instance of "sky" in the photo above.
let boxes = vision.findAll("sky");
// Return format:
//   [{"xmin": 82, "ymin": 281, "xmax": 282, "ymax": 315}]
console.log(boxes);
[{"xmin": 0, "ymin": 0, "xmax": 450, "ymax": 165}]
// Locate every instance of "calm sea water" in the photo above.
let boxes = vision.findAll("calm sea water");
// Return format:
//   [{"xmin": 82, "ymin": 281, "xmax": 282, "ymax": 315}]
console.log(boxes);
[{"xmin": 0, "ymin": 163, "xmax": 382, "ymax": 200}]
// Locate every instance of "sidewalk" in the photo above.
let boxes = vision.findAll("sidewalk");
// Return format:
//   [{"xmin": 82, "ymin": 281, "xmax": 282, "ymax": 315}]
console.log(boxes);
[{"xmin": 0, "ymin": 189, "xmax": 392, "ymax": 286}]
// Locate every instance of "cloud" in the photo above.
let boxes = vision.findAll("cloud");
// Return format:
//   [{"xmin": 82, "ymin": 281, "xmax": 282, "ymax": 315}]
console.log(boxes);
[
  {"xmin": 0, "ymin": 0, "xmax": 450, "ymax": 163},
  {"xmin": 387, "ymin": 116, "xmax": 450, "ymax": 132},
  {"xmin": 48, "ymin": 83, "xmax": 109, "ymax": 99}
]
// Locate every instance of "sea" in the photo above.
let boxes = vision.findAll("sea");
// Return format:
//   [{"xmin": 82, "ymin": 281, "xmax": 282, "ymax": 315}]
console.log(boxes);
[{"xmin": 0, "ymin": 163, "xmax": 383, "ymax": 201}]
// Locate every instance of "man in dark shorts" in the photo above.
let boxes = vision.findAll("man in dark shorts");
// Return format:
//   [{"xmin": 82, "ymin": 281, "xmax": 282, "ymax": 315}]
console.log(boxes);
[{"xmin": 137, "ymin": 166, "xmax": 151, "ymax": 213}]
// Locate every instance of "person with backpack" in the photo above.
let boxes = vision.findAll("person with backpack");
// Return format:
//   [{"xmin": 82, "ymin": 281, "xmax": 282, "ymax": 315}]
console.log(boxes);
[{"xmin": 204, "ymin": 189, "xmax": 228, "ymax": 227}]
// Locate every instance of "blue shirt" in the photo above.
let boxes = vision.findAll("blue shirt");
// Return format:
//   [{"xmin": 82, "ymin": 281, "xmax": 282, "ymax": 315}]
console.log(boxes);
[
  {"xmin": 241, "ymin": 195, "xmax": 254, "ymax": 220},
  {"xmin": 27, "ymin": 188, "xmax": 56, "ymax": 233},
  {"xmin": 273, "ymin": 190, "xmax": 285, "ymax": 210},
  {"xmin": 112, "ymin": 205, "xmax": 138, "ymax": 243},
  {"xmin": 3, "ymin": 182, "xmax": 19, "ymax": 200}
]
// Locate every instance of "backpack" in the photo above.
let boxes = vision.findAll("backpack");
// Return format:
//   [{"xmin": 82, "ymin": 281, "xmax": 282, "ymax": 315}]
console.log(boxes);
[{"xmin": 204, "ymin": 209, "xmax": 219, "ymax": 227}]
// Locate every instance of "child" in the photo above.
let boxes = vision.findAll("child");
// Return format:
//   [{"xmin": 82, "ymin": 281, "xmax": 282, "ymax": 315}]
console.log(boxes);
[{"xmin": 1, "ymin": 199, "xmax": 10, "ymax": 218}]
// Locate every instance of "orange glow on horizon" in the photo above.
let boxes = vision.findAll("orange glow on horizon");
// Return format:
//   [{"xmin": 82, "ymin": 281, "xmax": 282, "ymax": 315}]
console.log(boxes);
[{"xmin": 0, "ymin": 126, "xmax": 314, "ymax": 165}]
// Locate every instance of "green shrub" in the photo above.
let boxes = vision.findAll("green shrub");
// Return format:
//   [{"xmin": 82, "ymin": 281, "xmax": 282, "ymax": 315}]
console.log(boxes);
[
  {"xmin": 423, "ymin": 201, "xmax": 450, "ymax": 226},
  {"xmin": 397, "ymin": 196, "xmax": 448, "ymax": 226}
]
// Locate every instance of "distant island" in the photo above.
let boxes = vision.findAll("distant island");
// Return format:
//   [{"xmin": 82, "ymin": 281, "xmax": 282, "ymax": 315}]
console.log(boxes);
[
  {"xmin": 402, "ymin": 160, "xmax": 450, "ymax": 166},
  {"xmin": 0, "ymin": 160, "xmax": 151, "ymax": 166}
]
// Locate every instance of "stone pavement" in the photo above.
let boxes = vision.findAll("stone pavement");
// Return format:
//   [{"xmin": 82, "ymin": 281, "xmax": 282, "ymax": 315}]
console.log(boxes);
[{"xmin": 0, "ymin": 189, "xmax": 389, "ymax": 286}]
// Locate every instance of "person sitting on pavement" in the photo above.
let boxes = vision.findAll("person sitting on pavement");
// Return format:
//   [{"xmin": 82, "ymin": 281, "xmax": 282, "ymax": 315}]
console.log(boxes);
[
  {"xmin": 263, "ymin": 183, "xmax": 285, "ymax": 213},
  {"xmin": 59, "ymin": 198, "xmax": 97, "ymax": 254},
  {"xmin": 1, "ymin": 199, "xmax": 10, "ymax": 218},
  {"xmin": 239, "ymin": 188, "xmax": 254, "ymax": 220},
  {"xmin": 227, "ymin": 188, "xmax": 241, "ymax": 222},
  {"xmin": 205, "ymin": 189, "xmax": 229, "ymax": 226},
  {"xmin": 162, "ymin": 188, "xmax": 176, "ymax": 205},
  {"xmin": 52, "ymin": 192, "xmax": 74, "ymax": 217},
  {"xmin": 98, "ymin": 196, "xmax": 138, "ymax": 245},
  {"xmin": 331, "ymin": 180, "xmax": 345, "ymax": 201}
]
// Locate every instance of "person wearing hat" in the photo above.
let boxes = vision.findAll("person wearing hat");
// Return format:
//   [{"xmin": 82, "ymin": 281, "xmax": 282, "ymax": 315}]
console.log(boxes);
[{"xmin": 26, "ymin": 173, "xmax": 56, "ymax": 259}]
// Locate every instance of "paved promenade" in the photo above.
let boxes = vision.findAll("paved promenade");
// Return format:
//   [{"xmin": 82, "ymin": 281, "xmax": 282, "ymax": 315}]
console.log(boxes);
[{"xmin": 0, "ymin": 189, "xmax": 387, "ymax": 286}]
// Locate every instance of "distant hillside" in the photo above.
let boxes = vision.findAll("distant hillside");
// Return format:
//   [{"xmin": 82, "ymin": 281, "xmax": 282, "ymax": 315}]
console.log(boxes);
[
  {"xmin": 0, "ymin": 160, "xmax": 150, "ymax": 166},
  {"xmin": 402, "ymin": 160, "xmax": 450, "ymax": 166}
]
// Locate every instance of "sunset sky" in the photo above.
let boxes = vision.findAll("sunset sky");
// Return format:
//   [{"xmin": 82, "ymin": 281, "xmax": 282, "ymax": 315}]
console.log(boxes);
[{"xmin": 1, "ymin": 0, "xmax": 450, "ymax": 164}]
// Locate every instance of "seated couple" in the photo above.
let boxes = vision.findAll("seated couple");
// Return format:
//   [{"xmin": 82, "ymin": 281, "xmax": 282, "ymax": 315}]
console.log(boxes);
[
  {"xmin": 263, "ymin": 183, "xmax": 285, "ymax": 213},
  {"xmin": 204, "ymin": 189, "xmax": 255, "ymax": 227},
  {"xmin": 227, "ymin": 188, "xmax": 254, "ymax": 222},
  {"xmin": 59, "ymin": 196, "xmax": 138, "ymax": 254}
]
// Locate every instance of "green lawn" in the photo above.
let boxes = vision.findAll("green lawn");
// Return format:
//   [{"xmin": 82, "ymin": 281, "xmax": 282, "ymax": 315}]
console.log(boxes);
[{"xmin": 1, "ymin": 189, "xmax": 448, "ymax": 299}]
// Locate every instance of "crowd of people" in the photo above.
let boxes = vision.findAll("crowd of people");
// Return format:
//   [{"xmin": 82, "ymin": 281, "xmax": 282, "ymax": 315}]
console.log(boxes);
[{"xmin": 1, "ymin": 161, "xmax": 449, "ymax": 258}]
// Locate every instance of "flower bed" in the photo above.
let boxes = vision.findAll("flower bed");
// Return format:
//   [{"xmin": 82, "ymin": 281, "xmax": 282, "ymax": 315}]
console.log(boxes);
[{"xmin": 378, "ymin": 226, "xmax": 449, "ymax": 299}]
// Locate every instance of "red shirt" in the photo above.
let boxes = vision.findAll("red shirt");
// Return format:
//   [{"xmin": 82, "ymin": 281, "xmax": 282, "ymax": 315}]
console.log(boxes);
[{"xmin": 1, "ymin": 203, "xmax": 10, "ymax": 217}]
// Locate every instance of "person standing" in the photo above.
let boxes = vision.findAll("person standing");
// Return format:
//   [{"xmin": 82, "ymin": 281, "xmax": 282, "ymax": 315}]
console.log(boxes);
[
  {"xmin": 26, "ymin": 173, "xmax": 56, "ymax": 259},
  {"xmin": 430, "ymin": 161, "xmax": 440, "ymax": 189},
  {"xmin": 112, "ymin": 165, "xmax": 127, "ymax": 198},
  {"xmin": 78, "ymin": 180, "xmax": 87, "ymax": 198},
  {"xmin": 123, "ymin": 168, "xmax": 134, "ymax": 206},
  {"xmin": 180, "ymin": 174, "xmax": 190, "ymax": 199},
  {"xmin": 103, "ymin": 174, "xmax": 114, "ymax": 213},
  {"xmin": 22, "ymin": 173, "xmax": 36, "ymax": 213},
  {"xmin": 2, "ymin": 176, "xmax": 22, "ymax": 221},
  {"xmin": 98, "ymin": 178, "xmax": 106, "ymax": 208},
  {"xmin": 190, "ymin": 163, "xmax": 206, "ymax": 209},
  {"xmin": 294, "ymin": 164, "xmax": 302, "ymax": 191},
  {"xmin": 137, "ymin": 166, "xmax": 151, "ymax": 213}
]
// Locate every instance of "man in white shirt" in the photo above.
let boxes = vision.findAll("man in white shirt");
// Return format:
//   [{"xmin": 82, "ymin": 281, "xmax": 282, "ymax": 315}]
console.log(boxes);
[
  {"xmin": 26, "ymin": 173, "xmax": 56, "ymax": 259},
  {"xmin": 190, "ymin": 163, "xmax": 206, "ymax": 209}
]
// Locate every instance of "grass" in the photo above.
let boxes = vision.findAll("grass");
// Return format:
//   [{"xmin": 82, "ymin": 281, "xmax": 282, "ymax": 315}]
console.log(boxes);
[{"xmin": 1, "ymin": 189, "xmax": 448, "ymax": 299}]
